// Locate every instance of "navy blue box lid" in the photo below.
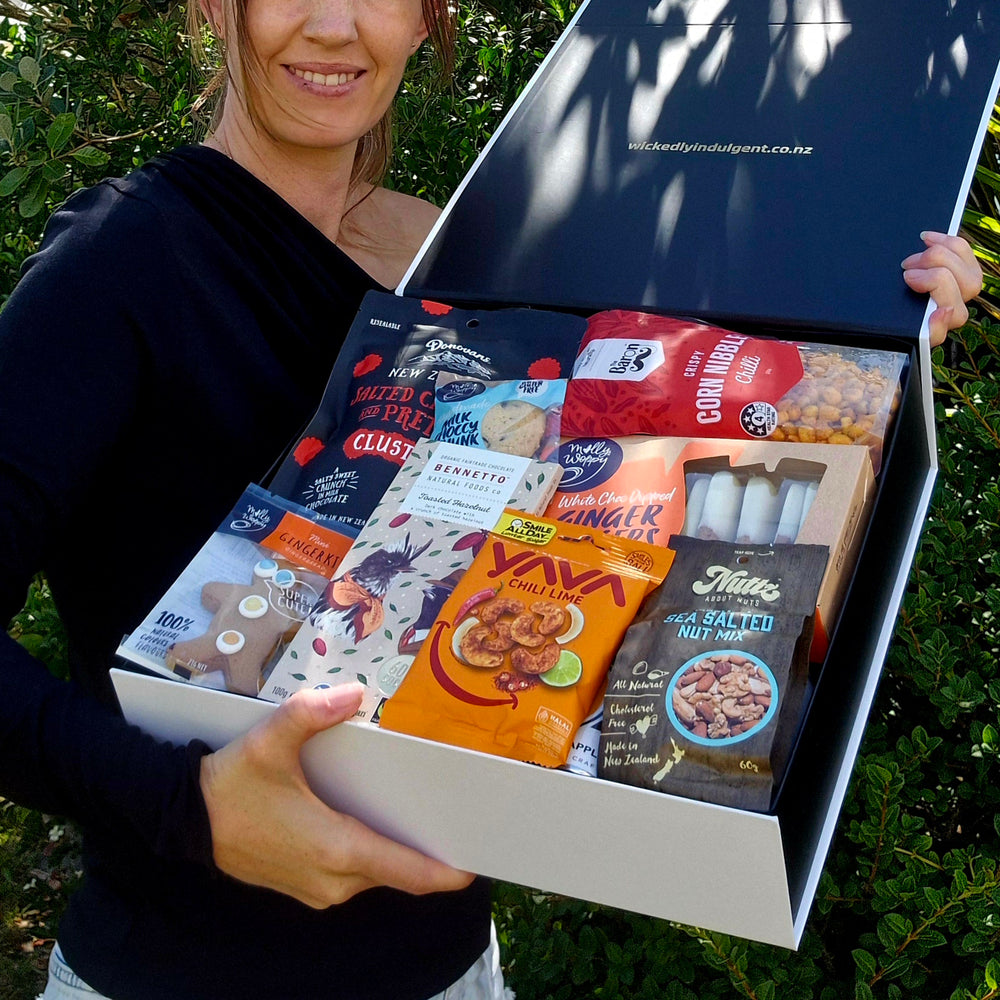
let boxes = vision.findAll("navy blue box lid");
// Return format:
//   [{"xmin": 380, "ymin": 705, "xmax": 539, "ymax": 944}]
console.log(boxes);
[{"xmin": 403, "ymin": 0, "xmax": 1000, "ymax": 339}]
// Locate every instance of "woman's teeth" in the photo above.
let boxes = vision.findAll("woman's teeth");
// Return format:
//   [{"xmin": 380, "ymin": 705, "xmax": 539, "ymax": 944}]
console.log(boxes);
[{"xmin": 292, "ymin": 68, "xmax": 358, "ymax": 87}]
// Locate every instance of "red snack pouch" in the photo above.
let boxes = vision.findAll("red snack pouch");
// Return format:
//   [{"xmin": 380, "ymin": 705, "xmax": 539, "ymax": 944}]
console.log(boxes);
[
  {"xmin": 378, "ymin": 512, "xmax": 673, "ymax": 768},
  {"xmin": 562, "ymin": 311, "xmax": 905, "ymax": 473}
]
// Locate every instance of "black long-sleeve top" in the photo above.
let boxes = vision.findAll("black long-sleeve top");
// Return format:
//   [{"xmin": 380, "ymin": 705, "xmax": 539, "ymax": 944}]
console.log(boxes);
[{"xmin": 0, "ymin": 145, "xmax": 490, "ymax": 1000}]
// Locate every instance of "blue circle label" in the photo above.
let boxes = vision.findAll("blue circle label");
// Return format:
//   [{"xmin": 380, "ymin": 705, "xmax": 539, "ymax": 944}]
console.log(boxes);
[{"xmin": 665, "ymin": 651, "xmax": 778, "ymax": 746}]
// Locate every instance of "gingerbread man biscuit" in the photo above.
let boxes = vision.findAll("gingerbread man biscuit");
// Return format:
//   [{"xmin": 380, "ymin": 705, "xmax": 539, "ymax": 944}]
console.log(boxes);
[{"xmin": 166, "ymin": 560, "xmax": 301, "ymax": 695}]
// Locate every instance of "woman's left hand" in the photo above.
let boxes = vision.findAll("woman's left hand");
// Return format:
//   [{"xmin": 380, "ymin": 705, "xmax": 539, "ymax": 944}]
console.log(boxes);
[{"xmin": 901, "ymin": 231, "xmax": 983, "ymax": 346}]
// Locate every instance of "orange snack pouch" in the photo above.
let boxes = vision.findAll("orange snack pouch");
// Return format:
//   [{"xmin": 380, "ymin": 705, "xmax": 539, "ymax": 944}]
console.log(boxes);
[{"xmin": 378, "ymin": 512, "xmax": 674, "ymax": 767}]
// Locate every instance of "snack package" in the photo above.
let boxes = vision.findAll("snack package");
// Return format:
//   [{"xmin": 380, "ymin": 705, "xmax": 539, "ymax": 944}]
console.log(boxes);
[
  {"xmin": 259, "ymin": 440, "xmax": 563, "ymax": 719},
  {"xmin": 378, "ymin": 513, "xmax": 674, "ymax": 768},
  {"xmin": 268, "ymin": 291, "xmax": 584, "ymax": 527},
  {"xmin": 598, "ymin": 535, "xmax": 828, "ymax": 811},
  {"xmin": 431, "ymin": 372, "xmax": 565, "ymax": 460},
  {"xmin": 545, "ymin": 436, "xmax": 874, "ymax": 660},
  {"xmin": 116, "ymin": 485, "xmax": 356, "ymax": 696},
  {"xmin": 561, "ymin": 311, "xmax": 906, "ymax": 473}
]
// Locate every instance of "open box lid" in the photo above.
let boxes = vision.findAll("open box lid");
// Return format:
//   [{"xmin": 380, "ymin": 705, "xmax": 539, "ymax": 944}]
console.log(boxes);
[{"xmin": 401, "ymin": 0, "xmax": 1000, "ymax": 340}]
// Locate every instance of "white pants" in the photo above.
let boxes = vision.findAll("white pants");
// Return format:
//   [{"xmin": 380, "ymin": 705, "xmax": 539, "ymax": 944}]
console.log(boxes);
[{"xmin": 39, "ymin": 926, "xmax": 513, "ymax": 1000}]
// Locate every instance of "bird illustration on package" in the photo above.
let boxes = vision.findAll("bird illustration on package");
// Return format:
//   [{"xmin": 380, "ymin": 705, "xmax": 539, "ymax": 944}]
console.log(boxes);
[{"xmin": 313, "ymin": 535, "xmax": 432, "ymax": 644}]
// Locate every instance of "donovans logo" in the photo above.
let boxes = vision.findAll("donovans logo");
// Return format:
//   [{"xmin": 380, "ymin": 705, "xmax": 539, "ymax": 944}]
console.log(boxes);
[{"xmin": 739, "ymin": 401, "xmax": 778, "ymax": 438}]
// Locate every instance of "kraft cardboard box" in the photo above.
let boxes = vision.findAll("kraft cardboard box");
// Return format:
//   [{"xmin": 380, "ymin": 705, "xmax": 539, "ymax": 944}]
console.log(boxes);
[
  {"xmin": 112, "ymin": 0, "xmax": 1000, "ymax": 949},
  {"xmin": 543, "ymin": 435, "xmax": 875, "ymax": 660}
]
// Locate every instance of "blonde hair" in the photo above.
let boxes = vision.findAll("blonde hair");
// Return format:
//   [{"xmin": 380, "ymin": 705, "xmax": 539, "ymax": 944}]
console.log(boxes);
[{"xmin": 186, "ymin": 0, "xmax": 456, "ymax": 189}]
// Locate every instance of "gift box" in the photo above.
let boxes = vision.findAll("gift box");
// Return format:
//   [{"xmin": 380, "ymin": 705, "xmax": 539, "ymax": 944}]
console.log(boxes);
[{"xmin": 113, "ymin": 0, "xmax": 1000, "ymax": 949}]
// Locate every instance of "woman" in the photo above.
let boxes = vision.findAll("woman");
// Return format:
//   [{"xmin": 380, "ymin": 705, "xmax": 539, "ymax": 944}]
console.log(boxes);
[
  {"xmin": 0, "ymin": 1, "xmax": 982, "ymax": 998},
  {"xmin": 3, "ymin": 2, "xmax": 495, "ymax": 999}
]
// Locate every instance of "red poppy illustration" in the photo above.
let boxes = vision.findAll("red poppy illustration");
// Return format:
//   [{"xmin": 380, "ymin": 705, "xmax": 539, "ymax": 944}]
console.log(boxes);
[
  {"xmin": 293, "ymin": 436, "xmax": 324, "ymax": 466},
  {"xmin": 421, "ymin": 300, "xmax": 453, "ymax": 316},
  {"xmin": 527, "ymin": 357, "xmax": 562, "ymax": 379},
  {"xmin": 353, "ymin": 353, "xmax": 382, "ymax": 377}
]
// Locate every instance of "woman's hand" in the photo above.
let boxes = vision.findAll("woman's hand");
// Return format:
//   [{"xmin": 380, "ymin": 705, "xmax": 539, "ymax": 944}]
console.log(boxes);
[
  {"xmin": 199, "ymin": 683, "xmax": 474, "ymax": 908},
  {"xmin": 901, "ymin": 231, "xmax": 983, "ymax": 346}
]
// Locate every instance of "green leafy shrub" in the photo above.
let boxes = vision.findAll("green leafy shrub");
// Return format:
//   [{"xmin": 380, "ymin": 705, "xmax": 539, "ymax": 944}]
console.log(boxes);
[
  {"xmin": 3, "ymin": 3, "xmax": 999, "ymax": 999},
  {"xmin": 0, "ymin": 0, "xmax": 198, "ymax": 301}
]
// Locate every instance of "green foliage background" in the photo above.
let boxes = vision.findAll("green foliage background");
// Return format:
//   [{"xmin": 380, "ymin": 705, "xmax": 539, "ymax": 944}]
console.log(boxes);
[{"xmin": 2, "ymin": 2, "xmax": 998, "ymax": 998}]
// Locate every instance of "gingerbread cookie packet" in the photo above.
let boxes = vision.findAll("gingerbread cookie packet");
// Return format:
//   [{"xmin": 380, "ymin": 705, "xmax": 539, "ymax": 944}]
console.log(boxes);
[
  {"xmin": 116, "ymin": 485, "xmax": 357, "ymax": 697},
  {"xmin": 378, "ymin": 512, "xmax": 674, "ymax": 768},
  {"xmin": 268, "ymin": 291, "xmax": 583, "ymax": 529},
  {"xmin": 598, "ymin": 535, "xmax": 828, "ymax": 812},
  {"xmin": 561, "ymin": 310, "xmax": 905, "ymax": 473},
  {"xmin": 431, "ymin": 372, "xmax": 565, "ymax": 461},
  {"xmin": 259, "ymin": 440, "xmax": 564, "ymax": 721}
]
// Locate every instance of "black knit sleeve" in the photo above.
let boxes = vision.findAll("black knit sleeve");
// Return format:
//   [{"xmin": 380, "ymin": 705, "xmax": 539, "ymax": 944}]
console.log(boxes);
[{"xmin": 0, "ymin": 183, "xmax": 216, "ymax": 870}]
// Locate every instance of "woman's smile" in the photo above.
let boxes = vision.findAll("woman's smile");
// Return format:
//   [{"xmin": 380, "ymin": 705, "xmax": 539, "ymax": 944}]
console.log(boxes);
[{"xmin": 285, "ymin": 64, "xmax": 363, "ymax": 93}]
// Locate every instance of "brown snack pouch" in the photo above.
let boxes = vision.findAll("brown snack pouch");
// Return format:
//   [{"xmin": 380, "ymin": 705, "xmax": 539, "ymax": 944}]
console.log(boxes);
[
  {"xmin": 598, "ymin": 535, "xmax": 828, "ymax": 811},
  {"xmin": 379, "ymin": 513, "xmax": 673, "ymax": 767}
]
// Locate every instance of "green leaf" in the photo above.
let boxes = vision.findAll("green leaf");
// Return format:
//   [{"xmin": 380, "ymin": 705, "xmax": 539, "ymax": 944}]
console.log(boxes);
[
  {"xmin": 985, "ymin": 957, "xmax": 1000, "ymax": 990},
  {"xmin": 18, "ymin": 173, "xmax": 49, "ymax": 218},
  {"xmin": 71, "ymin": 145, "xmax": 111, "ymax": 167},
  {"xmin": 0, "ymin": 113, "xmax": 12, "ymax": 143},
  {"xmin": 42, "ymin": 158, "xmax": 66, "ymax": 182},
  {"xmin": 0, "ymin": 166, "xmax": 30, "ymax": 197},
  {"xmin": 46, "ymin": 112, "xmax": 76, "ymax": 153},
  {"xmin": 18, "ymin": 57, "xmax": 40, "ymax": 87},
  {"xmin": 357, "ymin": 673, "xmax": 368, "ymax": 686},
  {"xmin": 0, "ymin": 71, "xmax": 18, "ymax": 92},
  {"xmin": 291, "ymin": 673, "xmax": 306, "ymax": 682},
  {"xmin": 853, "ymin": 949, "xmax": 877, "ymax": 980}
]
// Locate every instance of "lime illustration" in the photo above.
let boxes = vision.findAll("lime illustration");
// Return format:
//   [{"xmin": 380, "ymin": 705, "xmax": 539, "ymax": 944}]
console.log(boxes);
[{"xmin": 540, "ymin": 650, "xmax": 583, "ymax": 687}]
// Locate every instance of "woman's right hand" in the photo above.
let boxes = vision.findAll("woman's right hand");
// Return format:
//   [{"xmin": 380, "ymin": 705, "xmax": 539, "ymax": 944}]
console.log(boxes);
[{"xmin": 199, "ymin": 683, "xmax": 474, "ymax": 908}]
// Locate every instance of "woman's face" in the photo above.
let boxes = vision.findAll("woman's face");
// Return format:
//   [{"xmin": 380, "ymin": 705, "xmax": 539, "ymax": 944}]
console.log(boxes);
[{"xmin": 230, "ymin": 0, "xmax": 428, "ymax": 152}]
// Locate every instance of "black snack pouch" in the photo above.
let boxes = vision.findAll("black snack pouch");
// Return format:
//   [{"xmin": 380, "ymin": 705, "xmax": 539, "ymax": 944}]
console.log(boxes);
[
  {"xmin": 269, "ymin": 291, "xmax": 584, "ymax": 529},
  {"xmin": 598, "ymin": 535, "xmax": 828, "ymax": 811}
]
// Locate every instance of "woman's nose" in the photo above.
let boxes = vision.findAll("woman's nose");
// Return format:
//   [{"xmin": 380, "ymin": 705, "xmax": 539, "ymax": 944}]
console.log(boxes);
[{"xmin": 301, "ymin": 0, "xmax": 360, "ymax": 45}]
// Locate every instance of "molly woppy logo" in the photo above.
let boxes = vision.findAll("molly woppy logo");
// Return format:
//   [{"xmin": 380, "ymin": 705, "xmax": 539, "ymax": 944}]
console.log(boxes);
[
  {"xmin": 556, "ymin": 438, "xmax": 624, "ymax": 491},
  {"xmin": 436, "ymin": 379, "xmax": 484, "ymax": 403},
  {"xmin": 229, "ymin": 501, "xmax": 272, "ymax": 532}
]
